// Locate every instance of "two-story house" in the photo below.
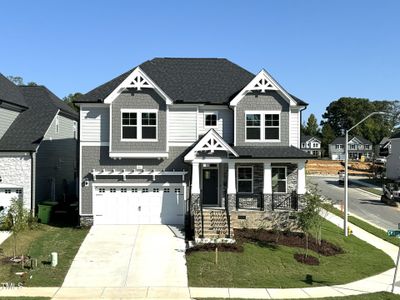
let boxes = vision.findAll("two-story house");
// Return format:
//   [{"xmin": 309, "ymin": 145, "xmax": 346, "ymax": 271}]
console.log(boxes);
[
  {"xmin": 0, "ymin": 74, "xmax": 78, "ymax": 214},
  {"xmin": 329, "ymin": 136, "xmax": 373, "ymax": 161},
  {"xmin": 300, "ymin": 135, "xmax": 321, "ymax": 157},
  {"xmin": 75, "ymin": 58, "xmax": 312, "ymax": 238}
]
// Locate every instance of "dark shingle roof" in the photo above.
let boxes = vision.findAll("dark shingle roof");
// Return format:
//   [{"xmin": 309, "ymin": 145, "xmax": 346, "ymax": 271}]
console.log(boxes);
[
  {"xmin": 300, "ymin": 135, "xmax": 321, "ymax": 143},
  {"xmin": 76, "ymin": 58, "xmax": 307, "ymax": 105},
  {"xmin": 0, "ymin": 86, "xmax": 78, "ymax": 151},
  {"xmin": 0, "ymin": 74, "xmax": 27, "ymax": 108},
  {"xmin": 233, "ymin": 146, "xmax": 313, "ymax": 159},
  {"xmin": 331, "ymin": 136, "xmax": 372, "ymax": 145}
]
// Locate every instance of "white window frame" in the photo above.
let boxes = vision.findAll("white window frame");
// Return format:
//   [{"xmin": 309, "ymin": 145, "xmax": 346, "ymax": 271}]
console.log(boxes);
[
  {"xmin": 312, "ymin": 142, "xmax": 319, "ymax": 148},
  {"xmin": 204, "ymin": 112, "xmax": 218, "ymax": 128},
  {"xmin": 365, "ymin": 144, "xmax": 370, "ymax": 150},
  {"xmin": 272, "ymin": 166, "xmax": 287, "ymax": 194},
  {"xmin": 73, "ymin": 121, "xmax": 77, "ymax": 139},
  {"xmin": 245, "ymin": 111, "xmax": 281, "ymax": 142},
  {"xmin": 236, "ymin": 166, "xmax": 253, "ymax": 194},
  {"xmin": 121, "ymin": 109, "xmax": 158, "ymax": 142},
  {"xmin": 301, "ymin": 143, "xmax": 306, "ymax": 148},
  {"xmin": 349, "ymin": 144, "xmax": 356, "ymax": 150},
  {"xmin": 335, "ymin": 144, "xmax": 344, "ymax": 149}
]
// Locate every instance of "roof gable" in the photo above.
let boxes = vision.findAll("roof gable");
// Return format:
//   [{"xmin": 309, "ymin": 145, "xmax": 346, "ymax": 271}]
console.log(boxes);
[
  {"xmin": 184, "ymin": 129, "xmax": 238, "ymax": 161},
  {"xmin": 0, "ymin": 74, "xmax": 27, "ymax": 108}
]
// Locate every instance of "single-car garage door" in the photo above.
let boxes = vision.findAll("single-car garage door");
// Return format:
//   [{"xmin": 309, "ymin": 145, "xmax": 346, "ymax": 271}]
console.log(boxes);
[{"xmin": 93, "ymin": 185, "xmax": 185, "ymax": 225}]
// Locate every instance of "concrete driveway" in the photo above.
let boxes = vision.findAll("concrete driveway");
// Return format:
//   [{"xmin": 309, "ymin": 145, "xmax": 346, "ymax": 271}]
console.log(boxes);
[{"xmin": 62, "ymin": 225, "xmax": 188, "ymax": 288}]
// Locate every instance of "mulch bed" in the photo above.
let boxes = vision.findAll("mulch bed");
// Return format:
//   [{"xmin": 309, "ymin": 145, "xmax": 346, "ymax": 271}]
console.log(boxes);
[
  {"xmin": 234, "ymin": 228, "xmax": 344, "ymax": 257},
  {"xmin": 294, "ymin": 253, "xmax": 320, "ymax": 265},
  {"xmin": 186, "ymin": 243, "xmax": 243, "ymax": 255}
]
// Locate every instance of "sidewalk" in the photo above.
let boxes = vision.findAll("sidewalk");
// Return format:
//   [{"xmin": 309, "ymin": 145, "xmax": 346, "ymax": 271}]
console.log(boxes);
[{"xmin": 0, "ymin": 212, "xmax": 399, "ymax": 299}]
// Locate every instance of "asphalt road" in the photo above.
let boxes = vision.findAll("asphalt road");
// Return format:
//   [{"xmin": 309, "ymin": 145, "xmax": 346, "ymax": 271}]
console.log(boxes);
[{"xmin": 309, "ymin": 175, "xmax": 400, "ymax": 230}]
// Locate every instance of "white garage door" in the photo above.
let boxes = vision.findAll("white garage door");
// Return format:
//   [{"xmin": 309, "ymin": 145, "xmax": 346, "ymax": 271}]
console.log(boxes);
[
  {"xmin": 93, "ymin": 185, "xmax": 185, "ymax": 225},
  {"xmin": 0, "ymin": 188, "xmax": 23, "ymax": 210}
]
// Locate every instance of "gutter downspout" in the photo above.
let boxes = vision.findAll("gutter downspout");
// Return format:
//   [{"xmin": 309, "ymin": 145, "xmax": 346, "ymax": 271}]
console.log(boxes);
[{"xmin": 30, "ymin": 151, "xmax": 36, "ymax": 216}]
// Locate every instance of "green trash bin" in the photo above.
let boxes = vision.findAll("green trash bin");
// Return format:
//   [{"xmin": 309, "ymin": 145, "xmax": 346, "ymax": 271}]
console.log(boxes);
[{"xmin": 38, "ymin": 202, "xmax": 57, "ymax": 224}]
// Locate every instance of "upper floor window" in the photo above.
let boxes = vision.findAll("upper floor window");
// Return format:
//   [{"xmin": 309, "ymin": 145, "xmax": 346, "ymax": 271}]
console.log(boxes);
[
  {"xmin": 335, "ymin": 144, "xmax": 344, "ymax": 149},
  {"xmin": 349, "ymin": 144, "xmax": 356, "ymax": 150},
  {"xmin": 301, "ymin": 143, "xmax": 306, "ymax": 148},
  {"xmin": 365, "ymin": 144, "xmax": 370, "ymax": 150},
  {"xmin": 121, "ymin": 110, "xmax": 157, "ymax": 141},
  {"xmin": 312, "ymin": 142, "xmax": 319, "ymax": 148},
  {"xmin": 204, "ymin": 113, "xmax": 218, "ymax": 127},
  {"xmin": 245, "ymin": 112, "xmax": 280, "ymax": 141}
]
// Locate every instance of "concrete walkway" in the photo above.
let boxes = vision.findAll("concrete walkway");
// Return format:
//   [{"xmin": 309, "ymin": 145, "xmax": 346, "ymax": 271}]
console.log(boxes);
[
  {"xmin": 0, "ymin": 230, "xmax": 11, "ymax": 245},
  {"xmin": 1, "ymin": 214, "xmax": 400, "ymax": 299}
]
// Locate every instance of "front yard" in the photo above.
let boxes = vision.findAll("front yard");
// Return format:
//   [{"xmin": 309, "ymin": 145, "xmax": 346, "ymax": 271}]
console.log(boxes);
[
  {"xmin": 0, "ymin": 225, "xmax": 88, "ymax": 286},
  {"xmin": 187, "ymin": 219, "xmax": 394, "ymax": 288}
]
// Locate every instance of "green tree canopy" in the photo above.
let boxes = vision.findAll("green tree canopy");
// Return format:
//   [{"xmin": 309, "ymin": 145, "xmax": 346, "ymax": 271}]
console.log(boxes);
[
  {"xmin": 321, "ymin": 97, "xmax": 399, "ymax": 144},
  {"xmin": 63, "ymin": 92, "xmax": 82, "ymax": 112},
  {"xmin": 7, "ymin": 75, "xmax": 38, "ymax": 86},
  {"xmin": 302, "ymin": 114, "xmax": 320, "ymax": 137}
]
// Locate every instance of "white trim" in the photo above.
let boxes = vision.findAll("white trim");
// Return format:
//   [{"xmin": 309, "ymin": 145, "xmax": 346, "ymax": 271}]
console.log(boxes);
[
  {"xmin": 77, "ymin": 103, "xmax": 109, "ymax": 108},
  {"xmin": 272, "ymin": 166, "xmax": 287, "ymax": 194},
  {"xmin": 297, "ymin": 161, "xmax": 306, "ymax": 194},
  {"xmin": 91, "ymin": 169, "xmax": 187, "ymax": 181},
  {"xmin": 55, "ymin": 115, "xmax": 59, "ymax": 134},
  {"xmin": 166, "ymin": 105, "xmax": 170, "ymax": 152},
  {"xmin": 169, "ymin": 142, "xmax": 195, "ymax": 147},
  {"xmin": 109, "ymin": 152, "xmax": 169, "ymax": 158},
  {"xmin": 103, "ymin": 67, "xmax": 173, "ymax": 105},
  {"xmin": 230, "ymin": 69, "xmax": 297, "ymax": 107},
  {"xmin": 41, "ymin": 110, "xmax": 59, "ymax": 143},
  {"xmin": 92, "ymin": 182, "xmax": 186, "ymax": 187},
  {"xmin": 263, "ymin": 162, "xmax": 272, "ymax": 194},
  {"xmin": 79, "ymin": 143, "xmax": 83, "ymax": 216},
  {"xmin": 245, "ymin": 111, "xmax": 281, "ymax": 142},
  {"xmin": 191, "ymin": 162, "xmax": 200, "ymax": 194},
  {"xmin": 191, "ymin": 158, "xmax": 308, "ymax": 164},
  {"xmin": 204, "ymin": 112, "xmax": 218, "ymax": 128},
  {"xmin": 233, "ymin": 106, "xmax": 237, "ymax": 146},
  {"xmin": 109, "ymin": 103, "xmax": 113, "ymax": 152},
  {"xmin": 184, "ymin": 129, "xmax": 238, "ymax": 161},
  {"xmin": 80, "ymin": 142, "xmax": 110, "ymax": 146},
  {"xmin": 120, "ymin": 109, "xmax": 158, "ymax": 142},
  {"xmin": 236, "ymin": 165, "xmax": 253, "ymax": 194},
  {"xmin": 227, "ymin": 161, "xmax": 236, "ymax": 194}
]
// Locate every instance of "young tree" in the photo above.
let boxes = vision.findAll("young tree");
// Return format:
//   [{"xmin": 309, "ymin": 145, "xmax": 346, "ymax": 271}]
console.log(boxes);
[
  {"xmin": 320, "ymin": 123, "xmax": 336, "ymax": 157},
  {"xmin": 303, "ymin": 114, "xmax": 320, "ymax": 137},
  {"xmin": 7, "ymin": 75, "xmax": 38, "ymax": 86}
]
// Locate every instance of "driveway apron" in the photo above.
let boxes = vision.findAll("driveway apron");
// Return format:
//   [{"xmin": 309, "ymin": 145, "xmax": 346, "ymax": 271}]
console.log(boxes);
[{"xmin": 62, "ymin": 225, "xmax": 188, "ymax": 288}]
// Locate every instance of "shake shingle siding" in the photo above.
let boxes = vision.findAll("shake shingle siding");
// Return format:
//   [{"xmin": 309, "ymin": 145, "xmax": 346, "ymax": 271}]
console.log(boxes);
[
  {"xmin": 111, "ymin": 90, "xmax": 167, "ymax": 153},
  {"xmin": 236, "ymin": 91, "xmax": 290, "ymax": 146},
  {"xmin": 81, "ymin": 146, "xmax": 189, "ymax": 214}
]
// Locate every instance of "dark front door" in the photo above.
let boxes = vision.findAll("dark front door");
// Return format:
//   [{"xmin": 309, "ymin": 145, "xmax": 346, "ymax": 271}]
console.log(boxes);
[{"xmin": 202, "ymin": 168, "xmax": 218, "ymax": 205}]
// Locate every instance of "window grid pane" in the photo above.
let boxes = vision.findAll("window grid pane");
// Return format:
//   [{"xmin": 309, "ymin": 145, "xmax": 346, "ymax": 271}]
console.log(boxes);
[{"xmin": 205, "ymin": 114, "xmax": 217, "ymax": 126}]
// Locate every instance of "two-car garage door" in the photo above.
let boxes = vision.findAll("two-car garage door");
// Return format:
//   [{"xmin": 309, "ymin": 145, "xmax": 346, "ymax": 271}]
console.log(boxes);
[{"xmin": 93, "ymin": 185, "xmax": 185, "ymax": 225}]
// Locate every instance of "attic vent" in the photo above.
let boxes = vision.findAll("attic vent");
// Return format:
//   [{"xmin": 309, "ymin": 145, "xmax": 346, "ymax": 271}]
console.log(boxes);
[
  {"xmin": 127, "ymin": 74, "xmax": 151, "ymax": 91},
  {"xmin": 253, "ymin": 78, "xmax": 276, "ymax": 93}
]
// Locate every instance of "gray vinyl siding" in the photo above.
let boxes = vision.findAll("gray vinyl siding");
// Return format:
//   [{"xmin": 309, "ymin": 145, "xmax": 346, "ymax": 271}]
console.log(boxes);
[
  {"xmin": 80, "ymin": 107, "xmax": 109, "ymax": 142},
  {"xmin": 110, "ymin": 90, "xmax": 167, "ymax": 153},
  {"xmin": 35, "ymin": 114, "xmax": 78, "ymax": 202},
  {"xmin": 0, "ymin": 107, "xmax": 19, "ymax": 139},
  {"xmin": 235, "ymin": 91, "xmax": 290, "ymax": 146},
  {"xmin": 81, "ymin": 146, "xmax": 189, "ymax": 214}
]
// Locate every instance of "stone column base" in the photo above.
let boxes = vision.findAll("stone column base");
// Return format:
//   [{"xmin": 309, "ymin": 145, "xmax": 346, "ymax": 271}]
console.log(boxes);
[
  {"xmin": 263, "ymin": 194, "xmax": 272, "ymax": 211},
  {"xmin": 80, "ymin": 216, "xmax": 93, "ymax": 227},
  {"xmin": 191, "ymin": 193, "xmax": 201, "ymax": 213},
  {"xmin": 227, "ymin": 194, "xmax": 236, "ymax": 211}
]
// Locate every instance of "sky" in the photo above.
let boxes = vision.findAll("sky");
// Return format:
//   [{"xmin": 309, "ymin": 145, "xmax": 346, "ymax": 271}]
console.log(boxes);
[{"xmin": 1, "ymin": 0, "xmax": 399, "ymax": 124}]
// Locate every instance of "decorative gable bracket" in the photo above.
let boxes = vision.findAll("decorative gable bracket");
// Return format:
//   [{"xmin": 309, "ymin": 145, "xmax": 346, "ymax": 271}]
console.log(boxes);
[
  {"xmin": 184, "ymin": 129, "xmax": 239, "ymax": 161},
  {"xmin": 104, "ymin": 67, "xmax": 173, "ymax": 104},
  {"xmin": 230, "ymin": 69, "xmax": 297, "ymax": 107}
]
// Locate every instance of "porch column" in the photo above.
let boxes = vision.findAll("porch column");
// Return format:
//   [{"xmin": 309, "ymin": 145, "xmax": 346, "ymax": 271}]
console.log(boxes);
[
  {"xmin": 191, "ymin": 162, "xmax": 201, "ymax": 213},
  {"xmin": 227, "ymin": 161, "xmax": 236, "ymax": 211},
  {"xmin": 297, "ymin": 161, "xmax": 306, "ymax": 210},
  {"xmin": 263, "ymin": 162, "xmax": 272, "ymax": 211}
]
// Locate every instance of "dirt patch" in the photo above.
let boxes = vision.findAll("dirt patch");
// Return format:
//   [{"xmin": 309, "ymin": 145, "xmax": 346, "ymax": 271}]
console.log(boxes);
[
  {"xmin": 294, "ymin": 253, "xmax": 320, "ymax": 265},
  {"xmin": 186, "ymin": 243, "xmax": 243, "ymax": 255},
  {"xmin": 234, "ymin": 229, "xmax": 344, "ymax": 257},
  {"xmin": 306, "ymin": 159, "xmax": 373, "ymax": 176}
]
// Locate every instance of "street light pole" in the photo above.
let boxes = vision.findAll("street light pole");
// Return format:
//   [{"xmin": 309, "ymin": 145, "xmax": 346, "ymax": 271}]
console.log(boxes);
[{"xmin": 343, "ymin": 111, "xmax": 386, "ymax": 237}]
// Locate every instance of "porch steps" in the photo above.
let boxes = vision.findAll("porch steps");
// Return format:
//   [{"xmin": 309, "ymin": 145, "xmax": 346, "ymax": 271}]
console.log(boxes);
[{"xmin": 200, "ymin": 209, "xmax": 230, "ymax": 238}]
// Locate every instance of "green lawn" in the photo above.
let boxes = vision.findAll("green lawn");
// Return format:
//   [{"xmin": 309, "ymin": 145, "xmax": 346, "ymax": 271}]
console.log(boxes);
[
  {"xmin": 187, "ymin": 220, "xmax": 394, "ymax": 288},
  {"xmin": 0, "ymin": 224, "xmax": 88, "ymax": 286},
  {"xmin": 198, "ymin": 292, "xmax": 400, "ymax": 300},
  {"xmin": 322, "ymin": 203, "xmax": 400, "ymax": 246}
]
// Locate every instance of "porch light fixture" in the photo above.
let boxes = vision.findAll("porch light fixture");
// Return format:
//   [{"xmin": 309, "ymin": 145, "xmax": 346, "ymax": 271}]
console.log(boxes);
[{"xmin": 343, "ymin": 111, "xmax": 385, "ymax": 237}]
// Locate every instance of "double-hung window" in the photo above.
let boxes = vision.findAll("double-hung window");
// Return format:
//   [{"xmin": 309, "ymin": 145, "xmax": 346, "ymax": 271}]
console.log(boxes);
[
  {"xmin": 272, "ymin": 167, "xmax": 287, "ymax": 193},
  {"xmin": 245, "ymin": 112, "xmax": 280, "ymax": 141},
  {"xmin": 237, "ymin": 166, "xmax": 253, "ymax": 193},
  {"xmin": 121, "ymin": 110, "xmax": 157, "ymax": 141}
]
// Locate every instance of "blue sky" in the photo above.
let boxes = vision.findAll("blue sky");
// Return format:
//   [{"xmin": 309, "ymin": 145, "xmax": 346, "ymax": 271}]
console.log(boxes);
[{"xmin": 1, "ymin": 0, "xmax": 399, "ymax": 124}]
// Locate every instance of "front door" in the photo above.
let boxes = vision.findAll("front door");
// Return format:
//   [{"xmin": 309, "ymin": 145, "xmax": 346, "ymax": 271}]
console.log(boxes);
[{"xmin": 202, "ymin": 168, "xmax": 219, "ymax": 205}]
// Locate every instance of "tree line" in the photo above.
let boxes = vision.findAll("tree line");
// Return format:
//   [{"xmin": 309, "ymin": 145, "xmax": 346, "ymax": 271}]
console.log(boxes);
[{"xmin": 302, "ymin": 97, "xmax": 400, "ymax": 156}]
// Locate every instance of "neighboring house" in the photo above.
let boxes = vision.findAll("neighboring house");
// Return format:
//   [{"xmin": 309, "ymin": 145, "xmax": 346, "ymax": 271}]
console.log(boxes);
[
  {"xmin": 329, "ymin": 136, "xmax": 373, "ymax": 160},
  {"xmin": 75, "ymin": 58, "xmax": 312, "ymax": 238},
  {"xmin": 0, "ymin": 74, "xmax": 78, "ymax": 213},
  {"xmin": 378, "ymin": 137, "xmax": 391, "ymax": 157},
  {"xmin": 300, "ymin": 135, "xmax": 321, "ymax": 157},
  {"xmin": 386, "ymin": 133, "xmax": 400, "ymax": 180}
]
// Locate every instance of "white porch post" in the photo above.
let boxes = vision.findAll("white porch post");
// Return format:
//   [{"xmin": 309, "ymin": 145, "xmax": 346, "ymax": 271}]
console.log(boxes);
[
  {"xmin": 263, "ymin": 162, "xmax": 272, "ymax": 194},
  {"xmin": 297, "ymin": 161, "xmax": 306, "ymax": 194},
  {"xmin": 191, "ymin": 162, "xmax": 200, "ymax": 194},
  {"xmin": 227, "ymin": 161, "xmax": 236, "ymax": 194}
]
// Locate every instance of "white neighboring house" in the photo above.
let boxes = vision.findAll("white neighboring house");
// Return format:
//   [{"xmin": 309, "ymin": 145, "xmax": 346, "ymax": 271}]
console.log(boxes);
[
  {"xmin": 386, "ymin": 133, "xmax": 400, "ymax": 180},
  {"xmin": 300, "ymin": 135, "xmax": 321, "ymax": 157},
  {"xmin": 329, "ymin": 136, "xmax": 373, "ymax": 161},
  {"xmin": 0, "ymin": 74, "xmax": 78, "ymax": 214}
]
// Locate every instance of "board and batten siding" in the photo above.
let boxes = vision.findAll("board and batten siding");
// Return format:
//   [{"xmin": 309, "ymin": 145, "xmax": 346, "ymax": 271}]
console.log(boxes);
[
  {"xmin": 0, "ymin": 107, "xmax": 19, "ymax": 139},
  {"xmin": 80, "ymin": 107, "xmax": 109, "ymax": 142},
  {"xmin": 168, "ymin": 108, "xmax": 197, "ymax": 142},
  {"xmin": 289, "ymin": 109, "xmax": 300, "ymax": 147}
]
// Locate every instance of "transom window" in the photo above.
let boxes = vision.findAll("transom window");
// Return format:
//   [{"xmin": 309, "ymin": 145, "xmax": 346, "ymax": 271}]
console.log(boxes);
[
  {"xmin": 237, "ymin": 166, "xmax": 253, "ymax": 193},
  {"xmin": 121, "ymin": 110, "xmax": 157, "ymax": 140},
  {"xmin": 205, "ymin": 113, "xmax": 218, "ymax": 127},
  {"xmin": 245, "ymin": 112, "xmax": 280, "ymax": 141},
  {"xmin": 272, "ymin": 167, "xmax": 287, "ymax": 193}
]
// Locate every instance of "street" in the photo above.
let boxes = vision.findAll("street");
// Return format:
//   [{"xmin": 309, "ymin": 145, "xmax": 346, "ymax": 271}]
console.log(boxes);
[{"xmin": 309, "ymin": 175, "xmax": 400, "ymax": 230}]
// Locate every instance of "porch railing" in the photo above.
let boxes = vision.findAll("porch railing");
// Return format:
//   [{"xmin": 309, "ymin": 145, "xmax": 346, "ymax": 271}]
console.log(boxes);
[
  {"xmin": 236, "ymin": 193, "xmax": 264, "ymax": 210},
  {"xmin": 272, "ymin": 191, "xmax": 298, "ymax": 211}
]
